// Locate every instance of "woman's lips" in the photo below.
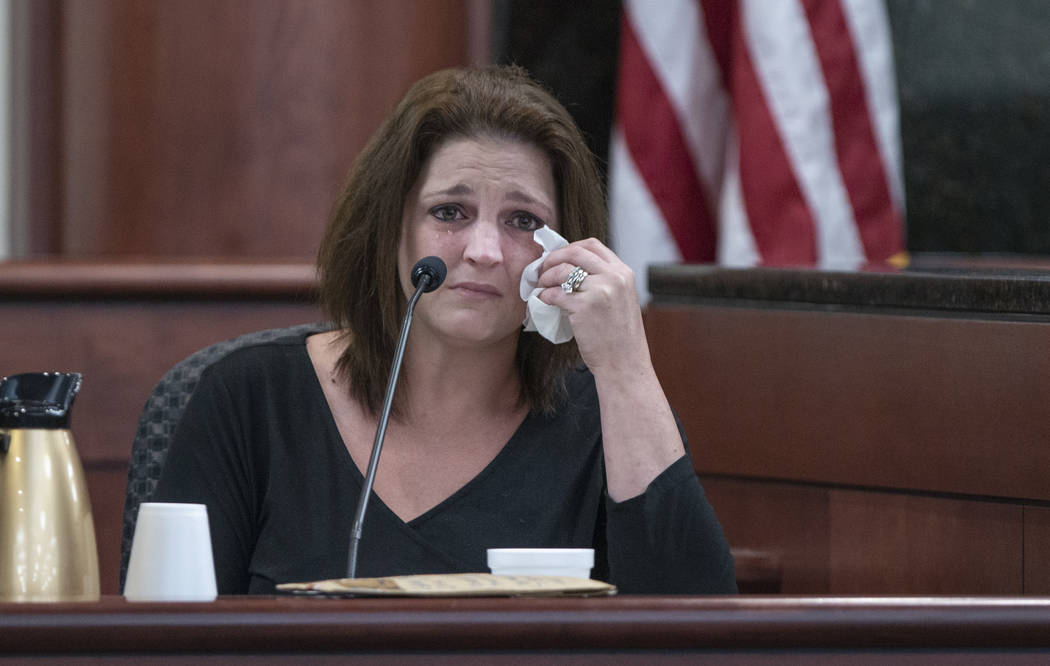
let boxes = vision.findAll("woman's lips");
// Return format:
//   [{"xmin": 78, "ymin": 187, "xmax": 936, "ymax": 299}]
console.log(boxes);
[{"xmin": 450, "ymin": 281, "xmax": 502, "ymax": 297}]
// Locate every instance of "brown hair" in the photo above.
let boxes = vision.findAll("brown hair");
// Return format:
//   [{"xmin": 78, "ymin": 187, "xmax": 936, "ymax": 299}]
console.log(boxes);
[{"xmin": 317, "ymin": 65, "xmax": 607, "ymax": 415}]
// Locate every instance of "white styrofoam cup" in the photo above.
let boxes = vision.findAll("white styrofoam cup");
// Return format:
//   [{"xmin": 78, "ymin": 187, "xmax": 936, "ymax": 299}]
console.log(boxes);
[{"xmin": 124, "ymin": 502, "xmax": 218, "ymax": 602}]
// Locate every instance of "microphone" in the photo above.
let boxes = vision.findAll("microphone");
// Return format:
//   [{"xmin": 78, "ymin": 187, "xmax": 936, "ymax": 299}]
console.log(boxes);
[
  {"xmin": 346, "ymin": 256, "xmax": 446, "ymax": 578},
  {"xmin": 411, "ymin": 255, "xmax": 446, "ymax": 293}
]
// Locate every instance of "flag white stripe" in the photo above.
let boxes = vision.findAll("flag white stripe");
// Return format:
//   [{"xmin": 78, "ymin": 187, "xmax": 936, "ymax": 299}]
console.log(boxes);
[
  {"xmin": 611, "ymin": 0, "xmax": 902, "ymax": 298},
  {"xmin": 624, "ymin": 0, "xmax": 730, "ymax": 202},
  {"xmin": 716, "ymin": 126, "xmax": 759, "ymax": 267},
  {"xmin": 742, "ymin": 0, "xmax": 864, "ymax": 267},
  {"xmin": 608, "ymin": 128, "xmax": 682, "ymax": 302},
  {"xmin": 841, "ymin": 0, "xmax": 906, "ymax": 210}
]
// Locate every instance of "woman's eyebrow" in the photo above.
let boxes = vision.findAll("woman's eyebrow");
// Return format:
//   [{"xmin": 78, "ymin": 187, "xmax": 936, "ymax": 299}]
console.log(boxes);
[
  {"xmin": 506, "ymin": 190, "xmax": 554, "ymax": 216},
  {"xmin": 422, "ymin": 183, "xmax": 474, "ymax": 198}
]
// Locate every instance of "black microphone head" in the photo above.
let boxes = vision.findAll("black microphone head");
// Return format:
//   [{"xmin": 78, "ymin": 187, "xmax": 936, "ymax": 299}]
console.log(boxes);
[{"xmin": 410, "ymin": 256, "xmax": 447, "ymax": 293}]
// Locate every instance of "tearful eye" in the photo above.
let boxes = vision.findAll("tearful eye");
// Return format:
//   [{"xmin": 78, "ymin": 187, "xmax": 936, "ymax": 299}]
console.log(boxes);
[
  {"xmin": 508, "ymin": 212, "xmax": 544, "ymax": 232},
  {"xmin": 430, "ymin": 205, "xmax": 466, "ymax": 222}
]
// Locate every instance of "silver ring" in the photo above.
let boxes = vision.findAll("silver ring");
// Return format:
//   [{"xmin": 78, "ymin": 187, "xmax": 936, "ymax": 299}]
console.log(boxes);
[{"xmin": 560, "ymin": 266, "xmax": 588, "ymax": 294}]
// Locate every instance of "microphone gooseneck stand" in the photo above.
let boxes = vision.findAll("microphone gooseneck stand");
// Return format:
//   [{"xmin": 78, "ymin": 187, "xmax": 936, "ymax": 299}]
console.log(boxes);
[{"xmin": 346, "ymin": 256, "xmax": 446, "ymax": 579}]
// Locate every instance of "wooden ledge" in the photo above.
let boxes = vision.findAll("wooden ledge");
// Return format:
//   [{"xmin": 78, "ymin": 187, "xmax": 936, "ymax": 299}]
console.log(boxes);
[
  {"xmin": 0, "ymin": 259, "xmax": 317, "ymax": 299},
  {"xmin": 4, "ymin": 596, "xmax": 1050, "ymax": 652}
]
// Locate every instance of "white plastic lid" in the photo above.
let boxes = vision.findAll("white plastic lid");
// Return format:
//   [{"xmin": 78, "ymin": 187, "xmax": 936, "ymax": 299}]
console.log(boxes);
[{"xmin": 487, "ymin": 548, "xmax": 594, "ymax": 570}]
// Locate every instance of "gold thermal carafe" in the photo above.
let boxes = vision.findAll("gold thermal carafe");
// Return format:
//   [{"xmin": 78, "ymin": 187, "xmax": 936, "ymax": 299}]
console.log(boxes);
[{"xmin": 0, "ymin": 372, "xmax": 99, "ymax": 602}]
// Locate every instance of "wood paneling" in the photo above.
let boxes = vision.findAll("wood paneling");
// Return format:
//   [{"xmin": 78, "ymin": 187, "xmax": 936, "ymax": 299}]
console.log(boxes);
[
  {"xmin": 828, "ymin": 491, "xmax": 1022, "ymax": 594},
  {"xmin": 1, "ymin": 260, "xmax": 322, "ymax": 594},
  {"xmin": 55, "ymin": 0, "xmax": 473, "ymax": 258},
  {"xmin": 5, "ymin": 298, "xmax": 320, "ymax": 594},
  {"xmin": 1024, "ymin": 506, "xmax": 1050, "ymax": 594},
  {"xmin": 645, "ymin": 273, "xmax": 1050, "ymax": 594},
  {"xmin": 704, "ymin": 478, "xmax": 1028, "ymax": 595},
  {"xmin": 0, "ymin": 298, "xmax": 320, "ymax": 462},
  {"xmin": 85, "ymin": 463, "xmax": 130, "ymax": 595},
  {"xmin": 0, "ymin": 258, "xmax": 315, "ymax": 296},
  {"xmin": 702, "ymin": 478, "xmax": 830, "ymax": 594},
  {"xmin": 645, "ymin": 305, "xmax": 1050, "ymax": 502},
  {"xmin": 10, "ymin": 0, "xmax": 64, "ymax": 254}
]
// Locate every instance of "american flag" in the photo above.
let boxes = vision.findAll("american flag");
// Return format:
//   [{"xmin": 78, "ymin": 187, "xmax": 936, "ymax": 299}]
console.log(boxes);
[{"xmin": 609, "ymin": 0, "xmax": 906, "ymax": 301}]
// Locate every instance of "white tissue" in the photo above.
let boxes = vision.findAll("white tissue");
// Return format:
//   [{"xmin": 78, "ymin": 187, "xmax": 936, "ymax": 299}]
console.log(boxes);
[{"xmin": 520, "ymin": 226, "xmax": 574, "ymax": 344}]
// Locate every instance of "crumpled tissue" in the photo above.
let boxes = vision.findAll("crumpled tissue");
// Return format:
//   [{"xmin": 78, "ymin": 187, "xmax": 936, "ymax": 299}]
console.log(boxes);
[{"xmin": 519, "ymin": 226, "xmax": 574, "ymax": 344}]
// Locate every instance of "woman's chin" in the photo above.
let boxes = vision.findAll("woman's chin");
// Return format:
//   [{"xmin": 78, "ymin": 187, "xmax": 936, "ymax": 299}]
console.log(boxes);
[
  {"xmin": 426, "ymin": 316, "xmax": 521, "ymax": 348},
  {"xmin": 416, "ymin": 301, "xmax": 525, "ymax": 344}
]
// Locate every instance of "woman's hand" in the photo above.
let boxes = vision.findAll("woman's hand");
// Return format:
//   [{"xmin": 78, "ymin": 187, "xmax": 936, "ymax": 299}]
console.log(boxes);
[
  {"xmin": 536, "ymin": 237, "xmax": 685, "ymax": 501},
  {"xmin": 535, "ymin": 237, "xmax": 649, "ymax": 378}
]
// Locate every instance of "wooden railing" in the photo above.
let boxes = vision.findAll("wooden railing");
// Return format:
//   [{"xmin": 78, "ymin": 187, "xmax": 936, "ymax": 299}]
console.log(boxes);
[{"xmin": 2, "ymin": 595, "xmax": 1050, "ymax": 661}]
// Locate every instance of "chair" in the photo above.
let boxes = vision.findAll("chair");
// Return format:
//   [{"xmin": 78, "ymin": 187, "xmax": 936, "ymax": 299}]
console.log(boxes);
[{"xmin": 119, "ymin": 322, "xmax": 331, "ymax": 590}]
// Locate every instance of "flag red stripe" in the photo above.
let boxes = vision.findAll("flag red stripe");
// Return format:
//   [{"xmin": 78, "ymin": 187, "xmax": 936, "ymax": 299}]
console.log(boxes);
[
  {"xmin": 712, "ymin": 1, "xmax": 818, "ymax": 264},
  {"xmin": 699, "ymin": 0, "xmax": 733, "ymax": 89},
  {"xmin": 801, "ymin": 0, "xmax": 902, "ymax": 260},
  {"xmin": 616, "ymin": 14, "xmax": 717, "ymax": 262},
  {"xmin": 612, "ymin": 0, "xmax": 902, "ymax": 276}
]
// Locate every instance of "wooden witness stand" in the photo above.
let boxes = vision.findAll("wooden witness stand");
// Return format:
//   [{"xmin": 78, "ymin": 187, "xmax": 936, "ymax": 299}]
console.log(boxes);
[{"xmin": 3, "ymin": 259, "xmax": 1050, "ymax": 660}]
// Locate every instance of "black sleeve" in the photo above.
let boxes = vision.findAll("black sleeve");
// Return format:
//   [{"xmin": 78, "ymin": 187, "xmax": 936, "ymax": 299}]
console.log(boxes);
[
  {"xmin": 151, "ymin": 363, "xmax": 262, "ymax": 594},
  {"xmin": 604, "ymin": 452, "xmax": 737, "ymax": 594}
]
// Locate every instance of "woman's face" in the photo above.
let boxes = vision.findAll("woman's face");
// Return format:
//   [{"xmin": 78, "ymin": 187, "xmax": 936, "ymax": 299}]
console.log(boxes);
[{"xmin": 398, "ymin": 136, "xmax": 558, "ymax": 349}]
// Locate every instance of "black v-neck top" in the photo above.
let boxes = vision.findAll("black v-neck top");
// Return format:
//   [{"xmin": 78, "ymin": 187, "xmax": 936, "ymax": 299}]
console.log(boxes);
[{"xmin": 152, "ymin": 334, "xmax": 736, "ymax": 594}]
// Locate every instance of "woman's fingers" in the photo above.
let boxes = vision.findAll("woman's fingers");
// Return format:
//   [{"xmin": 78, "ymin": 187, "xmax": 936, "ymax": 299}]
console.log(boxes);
[{"xmin": 536, "ymin": 238, "xmax": 619, "ymax": 289}]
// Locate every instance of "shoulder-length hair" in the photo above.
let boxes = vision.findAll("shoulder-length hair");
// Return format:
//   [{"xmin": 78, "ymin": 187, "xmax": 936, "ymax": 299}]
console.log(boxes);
[{"xmin": 317, "ymin": 65, "xmax": 607, "ymax": 415}]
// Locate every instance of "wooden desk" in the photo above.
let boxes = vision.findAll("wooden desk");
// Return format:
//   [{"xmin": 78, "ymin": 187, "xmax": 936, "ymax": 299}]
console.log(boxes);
[{"xmin": 2, "ymin": 595, "xmax": 1050, "ymax": 662}]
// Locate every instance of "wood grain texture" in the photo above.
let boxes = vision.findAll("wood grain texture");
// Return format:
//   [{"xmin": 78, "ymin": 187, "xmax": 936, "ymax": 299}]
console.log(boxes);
[
  {"xmin": 0, "ymin": 259, "xmax": 315, "ymax": 296},
  {"xmin": 646, "ymin": 296, "xmax": 1050, "ymax": 595},
  {"xmin": 85, "ymin": 463, "xmax": 130, "ymax": 595},
  {"xmin": 701, "ymin": 478, "xmax": 830, "ymax": 594},
  {"xmin": 1024, "ymin": 506, "xmax": 1050, "ymax": 594},
  {"xmin": 1, "ymin": 262, "xmax": 323, "ymax": 595},
  {"xmin": 645, "ymin": 305, "xmax": 1050, "ymax": 502},
  {"xmin": 827, "ymin": 490, "xmax": 1023, "ymax": 594},
  {"xmin": 10, "ymin": 0, "xmax": 63, "ymax": 254},
  {"xmin": 704, "ymin": 478, "xmax": 1028, "ymax": 595},
  {"xmin": 58, "ymin": 0, "xmax": 472, "ymax": 258},
  {"xmin": 5, "ymin": 596, "xmax": 1050, "ymax": 655},
  {"xmin": 0, "ymin": 299, "xmax": 321, "ymax": 462}
]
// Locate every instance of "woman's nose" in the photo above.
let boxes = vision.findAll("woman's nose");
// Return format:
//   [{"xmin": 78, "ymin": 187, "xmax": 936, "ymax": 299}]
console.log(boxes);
[{"xmin": 463, "ymin": 220, "xmax": 503, "ymax": 265}]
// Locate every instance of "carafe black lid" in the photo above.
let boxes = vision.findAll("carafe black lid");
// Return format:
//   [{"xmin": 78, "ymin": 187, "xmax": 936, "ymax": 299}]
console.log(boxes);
[{"xmin": 0, "ymin": 372, "xmax": 83, "ymax": 429}]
